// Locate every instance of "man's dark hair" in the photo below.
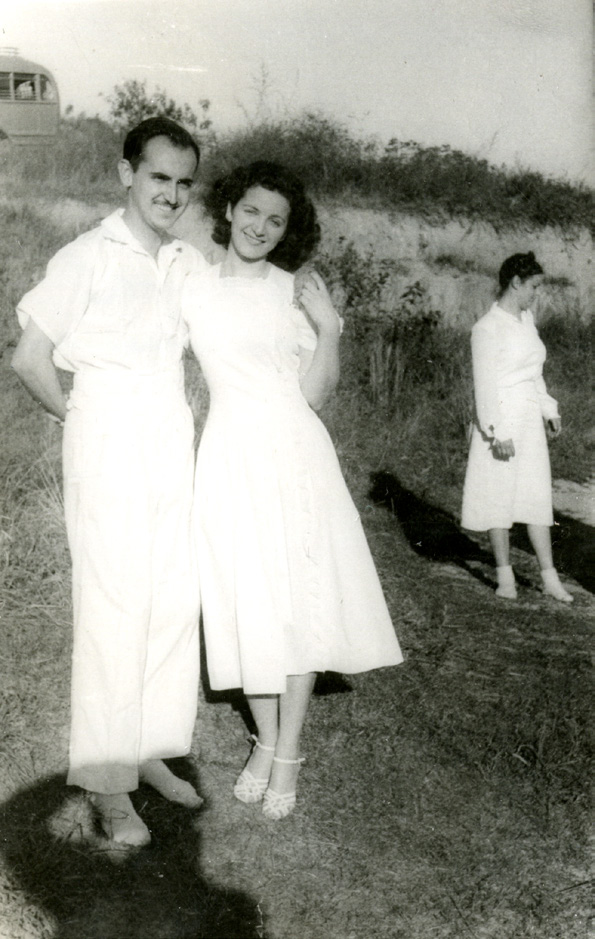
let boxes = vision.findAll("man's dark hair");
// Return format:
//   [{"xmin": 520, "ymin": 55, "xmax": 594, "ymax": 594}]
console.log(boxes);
[{"xmin": 123, "ymin": 117, "xmax": 200, "ymax": 172}]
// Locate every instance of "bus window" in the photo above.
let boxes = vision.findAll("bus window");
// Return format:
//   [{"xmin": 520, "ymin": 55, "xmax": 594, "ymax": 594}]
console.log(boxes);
[
  {"xmin": 14, "ymin": 74, "xmax": 37, "ymax": 100},
  {"xmin": 0, "ymin": 52, "xmax": 60, "ymax": 141},
  {"xmin": 40, "ymin": 74, "xmax": 55, "ymax": 102}
]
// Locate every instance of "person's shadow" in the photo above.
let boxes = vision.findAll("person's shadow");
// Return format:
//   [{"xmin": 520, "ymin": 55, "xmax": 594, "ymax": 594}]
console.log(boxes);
[
  {"xmin": 369, "ymin": 469, "xmax": 592, "ymax": 595},
  {"xmin": 368, "ymin": 470, "xmax": 524, "ymax": 589},
  {"xmin": 519, "ymin": 513, "xmax": 593, "ymax": 593},
  {"xmin": 0, "ymin": 767, "xmax": 262, "ymax": 939}
]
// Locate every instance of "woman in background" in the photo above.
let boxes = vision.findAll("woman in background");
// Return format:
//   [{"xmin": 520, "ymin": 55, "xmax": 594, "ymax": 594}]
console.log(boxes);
[
  {"xmin": 461, "ymin": 251, "xmax": 572, "ymax": 603},
  {"xmin": 183, "ymin": 161, "xmax": 403, "ymax": 819}
]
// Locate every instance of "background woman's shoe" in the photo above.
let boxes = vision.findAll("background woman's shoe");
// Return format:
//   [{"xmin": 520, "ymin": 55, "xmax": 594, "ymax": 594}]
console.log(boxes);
[
  {"xmin": 541, "ymin": 568, "xmax": 573, "ymax": 603},
  {"xmin": 495, "ymin": 565, "xmax": 517, "ymax": 600},
  {"xmin": 495, "ymin": 584, "xmax": 517, "ymax": 600}
]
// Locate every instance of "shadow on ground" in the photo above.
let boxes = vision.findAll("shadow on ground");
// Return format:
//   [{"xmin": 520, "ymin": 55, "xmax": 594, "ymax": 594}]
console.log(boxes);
[
  {"xmin": 524, "ymin": 512, "xmax": 593, "ymax": 594},
  {"xmin": 0, "ymin": 766, "xmax": 261, "ymax": 939},
  {"xmin": 369, "ymin": 470, "xmax": 509, "ymax": 588},
  {"xmin": 369, "ymin": 470, "xmax": 593, "ymax": 594}
]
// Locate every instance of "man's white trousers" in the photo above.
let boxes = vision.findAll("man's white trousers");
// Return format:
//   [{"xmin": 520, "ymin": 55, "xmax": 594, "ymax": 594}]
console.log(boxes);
[{"xmin": 63, "ymin": 368, "xmax": 199, "ymax": 793}]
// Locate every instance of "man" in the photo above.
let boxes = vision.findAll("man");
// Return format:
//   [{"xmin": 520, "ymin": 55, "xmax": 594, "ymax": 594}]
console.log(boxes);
[{"xmin": 12, "ymin": 117, "xmax": 205, "ymax": 846}]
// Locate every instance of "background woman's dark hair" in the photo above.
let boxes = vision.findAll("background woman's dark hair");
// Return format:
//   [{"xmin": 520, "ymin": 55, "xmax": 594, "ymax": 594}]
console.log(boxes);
[
  {"xmin": 202, "ymin": 161, "xmax": 321, "ymax": 272},
  {"xmin": 498, "ymin": 252, "xmax": 543, "ymax": 294}
]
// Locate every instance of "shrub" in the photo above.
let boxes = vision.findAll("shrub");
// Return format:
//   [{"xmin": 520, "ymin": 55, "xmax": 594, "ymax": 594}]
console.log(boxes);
[
  {"xmin": 105, "ymin": 79, "xmax": 212, "ymax": 137},
  {"xmin": 538, "ymin": 314, "xmax": 594, "ymax": 482},
  {"xmin": 1, "ymin": 106, "xmax": 592, "ymax": 233},
  {"xmin": 203, "ymin": 117, "xmax": 594, "ymax": 234},
  {"xmin": 316, "ymin": 242, "xmax": 443, "ymax": 413},
  {"xmin": 379, "ymin": 139, "xmax": 595, "ymax": 233}
]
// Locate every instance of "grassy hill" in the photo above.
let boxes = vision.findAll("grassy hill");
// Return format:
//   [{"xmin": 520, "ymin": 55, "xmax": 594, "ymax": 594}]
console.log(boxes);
[
  {"xmin": 0, "ymin": 113, "xmax": 592, "ymax": 939},
  {"xmin": 2, "ymin": 112, "xmax": 594, "ymax": 233}
]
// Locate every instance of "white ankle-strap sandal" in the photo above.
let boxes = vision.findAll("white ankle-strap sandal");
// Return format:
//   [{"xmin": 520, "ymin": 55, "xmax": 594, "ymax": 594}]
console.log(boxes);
[
  {"xmin": 262, "ymin": 755, "xmax": 305, "ymax": 820},
  {"xmin": 233, "ymin": 735, "xmax": 276, "ymax": 804}
]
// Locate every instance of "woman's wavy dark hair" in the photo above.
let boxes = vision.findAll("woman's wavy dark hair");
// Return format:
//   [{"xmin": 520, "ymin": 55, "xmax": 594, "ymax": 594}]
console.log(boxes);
[
  {"xmin": 202, "ymin": 161, "xmax": 321, "ymax": 272},
  {"xmin": 498, "ymin": 252, "xmax": 543, "ymax": 294}
]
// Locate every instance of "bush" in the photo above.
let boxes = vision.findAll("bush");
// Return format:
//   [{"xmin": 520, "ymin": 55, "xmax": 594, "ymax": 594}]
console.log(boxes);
[
  {"xmin": 1, "ymin": 105, "xmax": 592, "ymax": 233},
  {"xmin": 316, "ymin": 242, "xmax": 444, "ymax": 413},
  {"xmin": 106, "ymin": 79, "xmax": 212, "ymax": 138},
  {"xmin": 0, "ymin": 205, "xmax": 69, "ymax": 353},
  {"xmin": 202, "ymin": 115, "xmax": 594, "ymax": 234}
]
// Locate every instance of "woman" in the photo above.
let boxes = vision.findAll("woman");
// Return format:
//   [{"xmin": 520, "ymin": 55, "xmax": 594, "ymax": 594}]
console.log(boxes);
[
  {"xmin": 183, "ymin": 162, "xmax": 403, "ymax": 819},
  {"xmin": 461, "ymin": 252, "xmax": 572, "ymax": 603}
]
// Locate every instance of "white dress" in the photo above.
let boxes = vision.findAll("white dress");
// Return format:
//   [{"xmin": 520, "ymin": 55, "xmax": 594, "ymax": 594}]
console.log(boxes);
[
  {"xmin": 183, "ymin": 263, "xmax": 403, "ymax": 694},
  {"xmin": 461, "ymin": 303, "xmax": 559, "ymax": 532}
]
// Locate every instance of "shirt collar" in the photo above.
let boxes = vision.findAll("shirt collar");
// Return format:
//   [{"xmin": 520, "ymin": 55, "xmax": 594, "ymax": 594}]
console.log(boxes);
[
  {"xmin": 492, "ymin": 302, "xmax": 529, "ymax": 323},
  {"xmin": 100, "ymin": 209, "xmax": 184, "ymax": 263}
]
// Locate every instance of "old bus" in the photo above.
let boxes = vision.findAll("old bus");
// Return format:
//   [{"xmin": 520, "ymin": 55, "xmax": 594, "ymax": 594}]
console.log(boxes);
[{"xmin": 0, "ymin": 49, "xmax": 59, "ymax": 144}]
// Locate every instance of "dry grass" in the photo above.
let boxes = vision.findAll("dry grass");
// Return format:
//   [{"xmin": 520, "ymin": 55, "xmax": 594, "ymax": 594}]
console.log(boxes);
[
  {"xmin": 1, "ymin": 344, "xmax": 592, "ymax": 939},
  {"xmin": 0, "ymin": 201, "xmax": 592, "ymax": 939}
]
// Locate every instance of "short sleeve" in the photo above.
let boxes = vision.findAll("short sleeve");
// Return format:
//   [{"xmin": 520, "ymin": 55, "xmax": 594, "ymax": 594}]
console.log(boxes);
[
  {"xmin": 292, "ymin": 301, "xmax": 344, "ymax": 352},
  {"xmin": 16, "ymin": 234, "xmax": 98, "ymax": 347},
  {"xmin": 293, "ymin": 303, "xmax": 318, "ymax": 351},
  {"xmin": 290, "ymin": 267, "xmax": 344, "ymax": 352}
]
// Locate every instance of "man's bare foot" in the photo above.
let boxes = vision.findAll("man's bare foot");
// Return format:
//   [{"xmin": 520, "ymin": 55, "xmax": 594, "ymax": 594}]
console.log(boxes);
[
  {"xmin": 139, "ymin": 759, "xmax": 203, "ymax": 808},
  {"xmin": 91, "ymin": 792, "xmax": 151, "ymax": 846}
]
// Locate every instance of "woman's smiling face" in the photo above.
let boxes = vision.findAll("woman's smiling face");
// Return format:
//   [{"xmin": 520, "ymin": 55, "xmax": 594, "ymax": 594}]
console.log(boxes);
[{"xmin": 226, "ymin": 185, "xmax": 290, "ymax": 262}]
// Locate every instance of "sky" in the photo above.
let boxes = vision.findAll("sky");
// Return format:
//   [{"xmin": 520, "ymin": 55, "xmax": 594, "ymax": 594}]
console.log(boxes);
[{"xmin": 0, "ymin": 0, "xmax": 593, "ymax": 184}]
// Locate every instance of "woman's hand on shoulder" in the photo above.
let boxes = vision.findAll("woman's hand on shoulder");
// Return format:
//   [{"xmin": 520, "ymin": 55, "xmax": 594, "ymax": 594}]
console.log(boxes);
[{"xmin": 297, "ymin": 272, "xmax": 341, "ymax": 336}]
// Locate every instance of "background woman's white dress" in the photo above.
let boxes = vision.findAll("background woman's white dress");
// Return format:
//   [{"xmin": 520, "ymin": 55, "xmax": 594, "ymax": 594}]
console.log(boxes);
[
  {"xmin": 462, "ymin": 303, "xmax": 559, "ymax": 531},
  {"xmin": 183, "ymin": 264, "xmax": 403, "ymax": 694}
]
